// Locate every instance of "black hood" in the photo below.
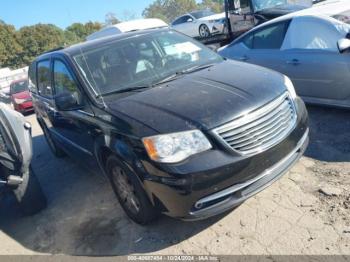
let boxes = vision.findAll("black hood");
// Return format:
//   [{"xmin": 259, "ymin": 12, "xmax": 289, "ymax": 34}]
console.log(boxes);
[
  {"xmin": 255, "ymin": 4, "xmax": 306, "ymax": 19},
  {"xmin": 106, "ymin": 60, "xmax": 287, "ymax": 134}
]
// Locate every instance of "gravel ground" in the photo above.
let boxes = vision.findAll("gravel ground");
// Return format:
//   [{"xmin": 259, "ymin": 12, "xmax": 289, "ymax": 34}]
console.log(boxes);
[{"xmin": 0, "ymin": 103, "xmax": 349, "ymax": 255}]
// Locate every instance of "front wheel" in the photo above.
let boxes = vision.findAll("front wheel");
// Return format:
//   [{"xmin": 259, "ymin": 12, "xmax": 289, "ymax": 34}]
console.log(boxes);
[
  {"xmin": 199, "ymin": 24, "xmax": 211, "ymax": 38},
  {"xmin": 13, "ymin": 166, "xmax": 47, "ymax": 216},
  {"xmin": 106, "ymin": 155, "xmax": 159, "ymax": 225}
]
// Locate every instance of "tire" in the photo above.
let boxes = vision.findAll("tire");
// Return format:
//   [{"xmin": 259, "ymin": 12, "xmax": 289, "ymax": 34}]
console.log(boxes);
[
  {"xmin": 13, "ymin": 166, "xmax": 47, "ymax": 216},
  {"xmin": 106, "ymin": 155, "xmax": 159, "ymax": 225},
  {"xmin": 199, "ymin": 24, "xmax": 211, "ymax": 38},
  {"xmin": 42, "ymin": 122, "xmax": 66, "ymax": 158}
]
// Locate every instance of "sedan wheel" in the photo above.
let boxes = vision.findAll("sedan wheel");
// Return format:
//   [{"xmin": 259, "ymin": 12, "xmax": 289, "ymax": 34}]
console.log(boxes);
[{"xmin": 199, "ymin": 24, "xmax": 211, "ymax": 38}]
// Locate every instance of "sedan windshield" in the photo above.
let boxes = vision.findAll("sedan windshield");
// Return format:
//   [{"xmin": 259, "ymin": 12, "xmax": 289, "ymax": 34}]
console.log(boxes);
[
  {"xmin": 190, "ymin": 10, "xmax": 215, "ymax": 19},
  {"xmin": 333, "ymin": 10, "xmax": 350, "ymax": 25},
  {"xmin": 252, "ymin": 0, "xmax": 311, "ymax": 12},
  {"xmin": 73, "ymin": 30, "xmax": 223, "ymax": 96},
  {"xmin": 10, "ymin": 81, "xmax": 28, "ymax": 94}
]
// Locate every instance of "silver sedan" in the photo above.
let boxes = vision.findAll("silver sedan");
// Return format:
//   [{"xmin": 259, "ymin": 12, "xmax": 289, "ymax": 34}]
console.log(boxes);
[{"xmin": 218, "ymin": 0, "xmax": 350, "ymax": 108}]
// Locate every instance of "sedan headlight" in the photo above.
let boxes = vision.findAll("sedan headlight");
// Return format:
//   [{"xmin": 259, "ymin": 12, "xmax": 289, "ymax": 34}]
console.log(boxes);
[
  {"xmin": 14, "ymin": 98, "xmax": 28, "ymax": 104},
  {"xmin": 142, "ymin": 130, "xmax": 212, "ymax": 163},
  {"xmin": 284, "ymin": 75, "xmax": 297, "ymax": 99}
]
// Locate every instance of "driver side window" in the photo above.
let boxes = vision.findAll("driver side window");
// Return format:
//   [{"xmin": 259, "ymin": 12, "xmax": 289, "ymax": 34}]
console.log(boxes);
[{"xmin": 53, "ymin": 60, "xmax": 79, "ymax": 98}]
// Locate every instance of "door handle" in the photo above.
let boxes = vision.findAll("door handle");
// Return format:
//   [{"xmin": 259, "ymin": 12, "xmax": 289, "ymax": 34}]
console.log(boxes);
[
  {"xmin": 286, "ymin": 59, "xmax": 300, "ymax": 65},
  {"xmin": 238, "ymin": 55, "xmax": 249, "ymax": 61}
]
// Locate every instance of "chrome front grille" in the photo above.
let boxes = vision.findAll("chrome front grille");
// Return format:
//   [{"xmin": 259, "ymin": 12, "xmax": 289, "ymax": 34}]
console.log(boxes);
[{"xmin": 213, "ymin": 93, "xmax": 297, "ymax": 155}]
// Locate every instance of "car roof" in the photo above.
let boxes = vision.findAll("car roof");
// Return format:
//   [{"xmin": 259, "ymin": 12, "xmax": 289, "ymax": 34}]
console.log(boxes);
[
  {"xmin": 35, "ymin": 27, "xmax": 170, "ymax": 61},
  {"xmin": 255, "ymin": 0, "xmax": 350, "ymax": 27}
]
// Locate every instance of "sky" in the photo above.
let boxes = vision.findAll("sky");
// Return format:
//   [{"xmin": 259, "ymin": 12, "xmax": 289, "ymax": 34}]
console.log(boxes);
[{"xmin": 0, "ymin": 0, "xmax": 152, "ymax": 29}]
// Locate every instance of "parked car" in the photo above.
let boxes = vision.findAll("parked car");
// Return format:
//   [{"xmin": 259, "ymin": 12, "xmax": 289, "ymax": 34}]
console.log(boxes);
[
  {"xmin": 219, "ymin": 1, "xmax": 350, "ymax": 108},
  {"xmin": 0, "ymin": 86, "xmax": 11, "ymax": 102},
  {"xmin": 86, "ymin": 18, "xmax": 168, "ymax": 41},
  {"xmin": 0, "ymin": 103, "xmax": 46, "ymax": 215},
  {"xmin": 171, "ymin": 10, "xmax": 227, "ymax": 38},
  {"xmin": 30, "ymin": 28, "xmax": 308, "ymax": 224},
  {"xmin": 10, "ymin": 79, "xmax": 33, "ymax": 114}
]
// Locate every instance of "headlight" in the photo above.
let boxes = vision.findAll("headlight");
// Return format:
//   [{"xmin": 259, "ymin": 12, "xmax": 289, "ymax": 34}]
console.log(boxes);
[
  {"xmin": 142, "ymin": 130, "xmax": 212, "ymax": 163},
  {"xmin": 284, "ymin": 75, "xmax": 297, "ymax": 99},
  {"xmin": 14, "ymin": 98, "xmax": 27, "ymax": 104}
]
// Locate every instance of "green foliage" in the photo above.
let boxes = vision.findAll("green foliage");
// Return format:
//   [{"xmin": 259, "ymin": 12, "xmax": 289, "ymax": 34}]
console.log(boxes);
[
  {"xmin": 18, "ymin": 24, "xmax": 65, "ymax": 65},
  {"xmin": 199, "ymin": 0, "xmax": 224, "ymax": 13},
  {"xmin": 143, "ymin": 0, "xmax": 197, "ymax": 23},
  {"xmin": 105, "ymin": 12, "xmax": 121, "ymax": 25},
  {"xmin": 0, "ymin": 23, "xmax": 23, "ymax": 68},
  {"xmin": 66, "ymin": 21, "xmax": 102, "ymax": 41},
  {"xmin": 143, "ymin": 0, "xmax": 224, "ymax": 23},
  {"xmin": 0, "ymin": 21, "xmax": 102, "ymax": 69}
]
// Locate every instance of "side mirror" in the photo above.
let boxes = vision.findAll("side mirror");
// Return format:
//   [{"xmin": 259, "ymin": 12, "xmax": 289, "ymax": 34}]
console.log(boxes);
[
  {"xmin": 55, "ymin": 91, "xmax": 81, "ymax": 111},
  {"xmin": 337, "ymin": 38, "xmax": 350, "ymax": 53},
  {"xmin": 187, "ymin": 18, "xmax": 194, "ymax": 23}
]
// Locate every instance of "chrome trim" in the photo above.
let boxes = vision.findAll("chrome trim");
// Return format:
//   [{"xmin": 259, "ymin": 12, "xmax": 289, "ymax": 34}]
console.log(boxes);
[
  {"xmin": 212, "ymin": 92, "xmax": 297, "ymax": 156},
  {"xmin": 50, "ymin": 129, "xmax": 93, "ymax": 156},
  {"xmin": 193, "ymin": 128, "xmax": 309, "ymax": 211},
  {"xmin": 77, "ymin": 110, "xmax": 94, "ymax": 117}
]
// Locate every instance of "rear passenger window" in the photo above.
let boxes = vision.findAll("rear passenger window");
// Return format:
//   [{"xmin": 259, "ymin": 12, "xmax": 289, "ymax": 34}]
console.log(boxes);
[
  {"xmin": 28, "ymin": 63, "xmax": 37, "ymax": 93},
  {"xmin": 37, "ymin": 60, "xmax": 52, "ymax": 97},
  {"xmin": 53, "ymin": 60, "xmax": 79, "ymax": 96}
]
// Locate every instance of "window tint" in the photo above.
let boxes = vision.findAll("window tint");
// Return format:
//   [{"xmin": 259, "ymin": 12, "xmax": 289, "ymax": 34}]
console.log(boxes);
[
  {"xmin": 28, "ymin": 63, "xmax": 37, "ymax": 93},
  {"xmin": 242, "ymin": 21, "xmax": 289, "ymax": 49},
  {"xmin": 37, "ymin": 60, "xmax": 52, "ymax": 97},
  {"xmin": 173, "ymin": 16, "xmax": 191, "ymax": 25},
  {"xmin": 53, "ymin": 60, "xmax": 79, "ymax": 96}
]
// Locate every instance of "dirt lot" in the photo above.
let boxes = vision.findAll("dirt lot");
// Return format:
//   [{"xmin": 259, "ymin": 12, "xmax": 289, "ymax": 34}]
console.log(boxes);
[{"xmin": 0, "ymin": 103, "xmax": 349, "ymax": 255}]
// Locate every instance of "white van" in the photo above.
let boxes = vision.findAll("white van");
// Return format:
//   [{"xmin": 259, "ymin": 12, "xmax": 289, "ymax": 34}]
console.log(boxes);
[{"xmin": 86, "ymin": 18, "xmax": 168, "ymax": 41}]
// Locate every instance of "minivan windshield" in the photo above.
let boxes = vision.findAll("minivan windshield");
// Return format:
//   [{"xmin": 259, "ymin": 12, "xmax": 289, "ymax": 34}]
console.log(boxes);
[
  {"xmin": 10, "ymin": 81, "xmax": 28, "ymax": 94},
  {"xmin": 73, "ymin": 30, "xmax": 223, "ymax": 96}
]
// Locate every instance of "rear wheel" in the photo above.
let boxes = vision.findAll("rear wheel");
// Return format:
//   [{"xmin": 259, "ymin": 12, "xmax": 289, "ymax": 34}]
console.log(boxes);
[
  {"xmin": 13, "ymin": 166, "xmax": 47, "ymax": 216},
  {"xmin": 199, "ymin": 24, "xmax": 211, "ymax": 38},
  {"xmin": 106, "ymin": 155, "xmax": 159, "ymax": 224},
  {"xmin": 42, "ymin": 122, "xmax": 66, "ymax": 158}
]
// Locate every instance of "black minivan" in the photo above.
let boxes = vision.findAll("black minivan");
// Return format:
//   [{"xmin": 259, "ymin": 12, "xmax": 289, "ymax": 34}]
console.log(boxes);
[{"xmin": 29, "ymin": 28, "xmax": 308, "ymax": 224}]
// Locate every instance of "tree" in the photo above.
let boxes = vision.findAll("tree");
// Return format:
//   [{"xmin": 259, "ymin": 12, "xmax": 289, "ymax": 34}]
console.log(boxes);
[
  {"xmin": 66, "ymin": 21, "xmax": 102, "ymax": 42},
  {"xmin": 143, "ymin": 0, "xmax": 197, "ymax": 23},
  {"xmin": 199, "ymin": 0, "xmax": 224, "ymax": 13},
  {"xmin": 0, "ymin": 23, "xmax": 22, "ymax": 68},
  {"xmin": 17, "ymin": 24, "xmax": 65, "ymax": 65},
  {"xmin": 105, "ymin": 12, "xmax": 120, "ymax": 25}
]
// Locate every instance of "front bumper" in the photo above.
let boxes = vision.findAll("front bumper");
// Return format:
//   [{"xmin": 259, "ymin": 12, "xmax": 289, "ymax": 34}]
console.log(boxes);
[
  {"xmin": 14, "ymin": 101, "xmax": 33, "ymax": 113},
  {"xmin": 141, "ymin": 97, "xmax": 308, "ymax": 219},
  {"xmin": 186, "ymin": 128, "xmax": 308, "ymax": 220}
]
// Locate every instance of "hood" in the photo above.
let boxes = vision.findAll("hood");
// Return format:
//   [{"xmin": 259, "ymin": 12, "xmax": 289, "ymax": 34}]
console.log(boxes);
[
  {"xmin": 198, "ymin": 12, "xmax": 226, "ymax": 21},
  {"xmin": 105, "ymin": 60, "xmax": 287, "ymax": 134},
  {"xmin": 256, "ymin": 4, "xmax": 307, "ymax": 18},
  {"xmin": 11, "ymin": 90, "xmax": 31, "ymax": 100}
]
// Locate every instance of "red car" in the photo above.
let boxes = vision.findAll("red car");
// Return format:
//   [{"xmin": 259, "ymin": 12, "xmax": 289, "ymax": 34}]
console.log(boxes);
[{"xmin": 10, "ymin": 79, "xmax": 33, "ymax": 114}]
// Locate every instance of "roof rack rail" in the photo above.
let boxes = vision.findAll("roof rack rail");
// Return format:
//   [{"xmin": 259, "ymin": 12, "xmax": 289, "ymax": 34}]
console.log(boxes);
[{"xmin": 42, "ymin": 46, "xmax": 65, "ymax": 54}]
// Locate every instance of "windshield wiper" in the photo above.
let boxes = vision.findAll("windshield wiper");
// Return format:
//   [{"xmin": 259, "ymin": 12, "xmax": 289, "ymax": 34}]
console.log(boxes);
[
  {"xmin": 154, "ymin": 63, "xmax": 216, "ymax": 86},
  {"xmin": 98, "ymin": 85, "xmax": 151, "ymax": 97},
  {"xmin": 99, "ymin": 64, "xmax": 216, "ymax": 97}
]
